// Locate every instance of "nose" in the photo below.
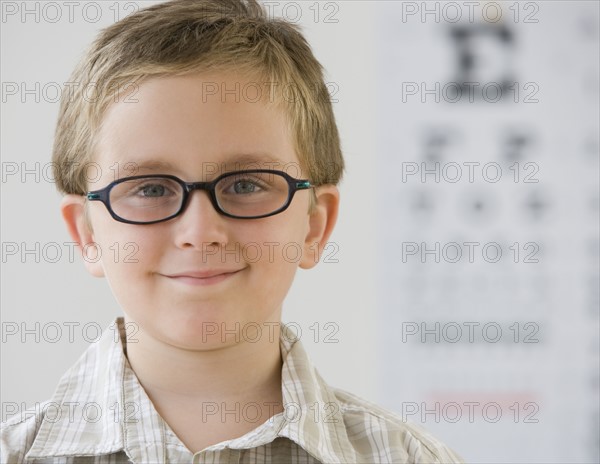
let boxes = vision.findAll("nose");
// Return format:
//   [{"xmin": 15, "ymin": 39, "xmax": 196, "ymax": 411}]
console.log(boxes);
[{"xmin": 172, "ymin": 190, "xmax": 229, "ymax": 250}]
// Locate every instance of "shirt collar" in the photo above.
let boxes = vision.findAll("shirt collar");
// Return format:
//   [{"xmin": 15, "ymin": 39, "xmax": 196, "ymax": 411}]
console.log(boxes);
[
  {"xmin": 25, "ymin": 319, "xmax": 356, "ymax": 463},
  {"xmin": 275, "ymin": 324, "xmax": 357, "ymax": 464},
  {"xmin": 25, "ymin": 319, "xmax": 128, "ymax": 460}
]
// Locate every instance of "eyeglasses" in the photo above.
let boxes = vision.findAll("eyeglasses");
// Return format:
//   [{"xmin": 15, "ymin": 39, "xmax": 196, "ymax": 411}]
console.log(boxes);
[{"xmin": 86, "ymin": 169, "xmax": 313, "ymax": 224}]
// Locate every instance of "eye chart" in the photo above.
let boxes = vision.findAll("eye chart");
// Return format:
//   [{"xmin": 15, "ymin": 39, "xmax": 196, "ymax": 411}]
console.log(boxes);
[{"xmin": 375, "ymin": 2, "xmax": 599, "ymax": 463}]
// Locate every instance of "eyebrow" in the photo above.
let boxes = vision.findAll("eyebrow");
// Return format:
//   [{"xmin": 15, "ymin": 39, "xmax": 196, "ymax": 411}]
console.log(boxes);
[
  {"xmin": 127, "ymin": 160, "xmax": 173, "ymax": 172},
  {"xmin": 218, "ymin": 153, "xmax": 286, "ymax": 169},
  {"xmin": 117, "ymin": 153, "xmax": 287, "ymax": 176}
]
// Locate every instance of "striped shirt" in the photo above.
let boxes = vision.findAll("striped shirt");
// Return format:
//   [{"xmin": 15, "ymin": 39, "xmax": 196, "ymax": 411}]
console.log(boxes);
[{"xmin": 1, "ymin": 318, "xmax": 463, "ymax": 463}]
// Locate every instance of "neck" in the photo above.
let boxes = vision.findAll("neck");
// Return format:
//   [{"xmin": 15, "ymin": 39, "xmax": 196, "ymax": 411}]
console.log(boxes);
[{"xmin": 123, "ymin": 319, "xmax": 283, "ymax": 405}]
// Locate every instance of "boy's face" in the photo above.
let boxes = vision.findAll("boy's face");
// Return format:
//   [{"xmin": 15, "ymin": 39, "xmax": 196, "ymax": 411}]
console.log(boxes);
[{"xmin": 61, "ymin": 72, "xmax": 339, "ymax": 350}]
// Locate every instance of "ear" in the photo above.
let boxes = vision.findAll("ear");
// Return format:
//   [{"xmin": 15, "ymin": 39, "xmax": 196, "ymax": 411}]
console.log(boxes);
[
  {"xmin": 61, "ymin": 194, "xmax": 105, "ymax": 277},
  {"xmin": 300, "ymin": 185, "xmax": 340, "ymax": 269}
]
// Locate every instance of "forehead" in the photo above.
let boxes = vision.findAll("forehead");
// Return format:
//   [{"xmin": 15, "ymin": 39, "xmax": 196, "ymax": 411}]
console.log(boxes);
[{"xmin": 93, "ymin": 72, "xmax": 300, "ymax": 180}]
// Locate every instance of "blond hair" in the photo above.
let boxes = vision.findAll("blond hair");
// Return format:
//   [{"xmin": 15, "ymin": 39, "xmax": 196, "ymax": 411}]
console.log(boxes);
[{"xmin": 52, "ymin": 0, "xmax": 344, "ymax": 197}]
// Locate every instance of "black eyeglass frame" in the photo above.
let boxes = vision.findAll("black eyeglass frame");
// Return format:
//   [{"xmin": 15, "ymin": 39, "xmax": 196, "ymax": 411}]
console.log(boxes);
[{"xmin": 86, "ymin": 169, "xmax": 313, "ymax": 225}]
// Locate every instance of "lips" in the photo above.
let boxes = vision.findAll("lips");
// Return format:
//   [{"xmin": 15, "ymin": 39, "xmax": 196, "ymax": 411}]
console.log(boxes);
[{"xmin": 160, "ymin": 268, "xmax": 244, "ymax": 286}]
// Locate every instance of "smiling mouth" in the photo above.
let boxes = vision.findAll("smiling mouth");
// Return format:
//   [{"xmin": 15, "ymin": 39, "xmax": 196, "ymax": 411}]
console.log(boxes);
[{"xmin": 160, "ymin": 269, "xmax": 244, "ymax": 286}]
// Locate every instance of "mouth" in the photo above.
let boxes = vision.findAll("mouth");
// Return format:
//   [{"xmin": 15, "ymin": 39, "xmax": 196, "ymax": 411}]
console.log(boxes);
[{"xmin": 160, "ymin": 268, "xmax": 245, "ymax": 286}]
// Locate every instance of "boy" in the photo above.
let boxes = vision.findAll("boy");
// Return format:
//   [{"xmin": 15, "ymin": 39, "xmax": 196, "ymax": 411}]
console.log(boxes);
[{"xmin": 1, "ymin": 0, "xmax": 463, "ymax": 462}]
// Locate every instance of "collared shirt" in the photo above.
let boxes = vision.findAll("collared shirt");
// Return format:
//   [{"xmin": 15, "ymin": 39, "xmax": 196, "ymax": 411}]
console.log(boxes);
[{"xmin": 2, "ymin": 318, "xmax": 463, "ymax": 463}]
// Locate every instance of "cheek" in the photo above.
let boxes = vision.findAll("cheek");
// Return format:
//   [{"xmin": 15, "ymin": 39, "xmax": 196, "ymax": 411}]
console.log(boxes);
[
  {"xmin": 244, "ymin": 212, "xmax": 308, "ymax": 283},
  {"xmin": 244, "ymin": 208, "xmax": 308, "ymax": 259},
  {"xmin": 92, "ymin": 220, "xmax": 163, "ymax": 279},
  {"xmin": 92, "ymin": 225, "xmax": 167, "ymax": 321}
]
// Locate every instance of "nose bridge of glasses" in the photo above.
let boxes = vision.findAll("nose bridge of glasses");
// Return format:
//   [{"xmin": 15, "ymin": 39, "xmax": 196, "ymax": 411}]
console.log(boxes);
[
  {"xmin": 181, "ymin": 181, "xmax": 221, "ymax": 216},
  {"xmin": 184, "ymin": 180, "xmax": 213, "ymax": 193}
]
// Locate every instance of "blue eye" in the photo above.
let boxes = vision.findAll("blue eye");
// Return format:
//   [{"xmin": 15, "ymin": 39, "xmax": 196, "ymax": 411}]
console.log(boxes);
[
  {"xmin": 219, "ymin": 175, "xmax": 269, "ymax": 196},
  {"xmin": 233, "ymin": 180, "xmax": 260, "ymax": 194},
  {"xmin": 139, "ymin": 184, "xmax": 167, "ymax": 197}
]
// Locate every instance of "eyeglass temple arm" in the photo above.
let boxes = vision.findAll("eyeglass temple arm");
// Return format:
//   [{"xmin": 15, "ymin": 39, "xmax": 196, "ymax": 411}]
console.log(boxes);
[{"xmin": 296, "ymin": 181, "xmax": 312, "ymax": 189}]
